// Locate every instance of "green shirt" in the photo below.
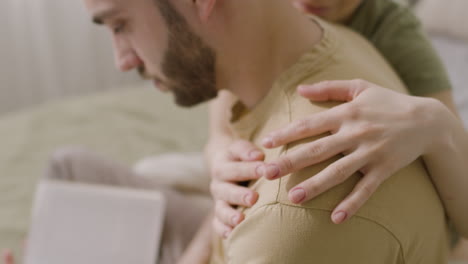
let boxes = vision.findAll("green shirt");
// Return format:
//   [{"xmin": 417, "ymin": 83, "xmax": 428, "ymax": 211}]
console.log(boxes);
[{"xmin": 348, "ymin": 0, "xmax": 452, "ymax": 96}]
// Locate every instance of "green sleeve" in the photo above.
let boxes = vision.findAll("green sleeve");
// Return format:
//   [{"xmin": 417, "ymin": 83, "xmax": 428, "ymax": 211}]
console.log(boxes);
[{"xmin": 349, "ymin": 0, "xmax": 452, "ymax": 96}]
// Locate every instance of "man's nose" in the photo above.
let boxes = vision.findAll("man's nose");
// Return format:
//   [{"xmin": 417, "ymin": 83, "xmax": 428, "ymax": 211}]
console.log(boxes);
[
  {"xmin": 115, "ymin": 51, "xmax": 143, "ymax": 72},
  {"xmin": 112, "ymin": 37, "xmax": 142, "ymax": 72}
]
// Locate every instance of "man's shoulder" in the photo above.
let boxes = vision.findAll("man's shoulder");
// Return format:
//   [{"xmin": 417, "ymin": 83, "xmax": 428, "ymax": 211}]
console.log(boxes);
[
  {"xmin": 279, "ymin": 18, "xmax": 409, "ymax": 101},
  {"xmin": 225, "ymin": 202, "xmax": 405, "ymax": 263}
]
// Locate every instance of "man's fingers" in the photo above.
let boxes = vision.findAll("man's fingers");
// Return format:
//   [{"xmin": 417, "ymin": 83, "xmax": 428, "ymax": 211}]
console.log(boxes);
[
  {"xmin": 331, "ymin": 170, "xmax": 384, "ymax": 224},
  {"xmin": 262, "ymin": 134, "xmax": 354, "ymax": 180},
  {"xmin": 298, "ymin": 79, "xmax": 368, "ymax": 102},
  {"xmin": 213, "ymin": 217, "xmax": 233, "ymax": 239},
  {"xmin": 215, "ymin": 200, "xmax": 245, "ymax": 228},
  {"xmin": 261, "ymin": 109, "xmax": 342, "ymax": 148},
  {"xmin": 212, "ymin": 161, "xmax": 264, "ymax": 182},
  {"xmin": 228, "ymin": 140, "xmax": 265, "ymax": 161},
  {"xmin": 210, "ymin": 180, "xmax": 258, "ymax": 207},
  {"xmin": 288, "ymin": 151, "xmax": 368, "ymax": 204}
]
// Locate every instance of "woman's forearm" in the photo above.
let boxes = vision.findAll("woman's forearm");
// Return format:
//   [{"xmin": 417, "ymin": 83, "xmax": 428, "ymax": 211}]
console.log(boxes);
[{"xmin": 423, "ymin": 98, "xmax": 468, "ymax": 237}]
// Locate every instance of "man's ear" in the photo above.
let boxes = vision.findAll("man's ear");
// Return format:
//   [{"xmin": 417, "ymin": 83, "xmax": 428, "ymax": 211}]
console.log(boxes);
[{"xmin": 193, "ymin": 0, "xmax": 216, "ymax": 22}]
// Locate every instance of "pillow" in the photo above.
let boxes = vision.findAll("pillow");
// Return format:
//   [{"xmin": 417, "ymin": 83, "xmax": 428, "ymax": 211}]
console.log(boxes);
[{"xmin": 415, "ymin": 0, "xmax": 468, "ymax": 41}]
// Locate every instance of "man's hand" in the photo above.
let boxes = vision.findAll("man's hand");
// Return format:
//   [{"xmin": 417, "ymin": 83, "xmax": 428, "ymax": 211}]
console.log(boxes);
[
  {"xmin": 257, "ymin": 79, "xmax": 443, "ymax": 224},
  {"xmin": 209, "ymin": 140, "xmax": 265, "ymax": 238}
]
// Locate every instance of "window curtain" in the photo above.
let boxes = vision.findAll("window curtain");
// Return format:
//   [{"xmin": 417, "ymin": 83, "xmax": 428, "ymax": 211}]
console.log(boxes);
[{"xmin": 0, "ymin": 0, "xmax": 140, "ymax": 114}]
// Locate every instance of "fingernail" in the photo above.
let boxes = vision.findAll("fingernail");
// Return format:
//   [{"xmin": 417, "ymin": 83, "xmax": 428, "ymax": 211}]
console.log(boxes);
[
  {"xmin": 249, "ymin": 150, "xmax": 263, "ymax": 160},
  {"xmin": 265, "ymin": 164, "xmax": 280, "ymax": 179},
  {"xmin": 244, "ymin": 193, "xmax": 254, "ymax": 205},
  {"xmin": 332, "ymin": 211, "xmax": 348, "ymax": 224},
  {"xmin": 255, "ymin": 165, "xmax": 264, "ymax": 178},
  {"xmin": 297, "ymin": 85, "xmax": 307, "ymax": 91},
  {"xmin": 297, "ymin": 84, "xmax": 314, "ymax": 92},
  {"xmin": 290, "ymin": 188, "xmax": 306, "ymax": 203},
  {"xmin": 262, "ymin": 137, "xmax": 274, "ymax": 148},
  {"xmin": 223, "ymin": 230, "xmax": 231, "ymax": 239},
  {"xmin": 232, "ymin": 215, "xmax": 240, "ymax": 225}
]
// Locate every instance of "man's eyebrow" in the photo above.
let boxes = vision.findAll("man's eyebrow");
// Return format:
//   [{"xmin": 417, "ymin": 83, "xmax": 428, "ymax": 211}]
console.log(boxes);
[{"xmin": 92, "ymin": 8, "xmax": 119, "ymax": 25}]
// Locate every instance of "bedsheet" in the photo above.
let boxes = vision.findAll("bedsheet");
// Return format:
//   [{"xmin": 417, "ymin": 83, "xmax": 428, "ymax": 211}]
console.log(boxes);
[{"xmin": 0, "ymin": 85, "xmax": 209, "ymax": 252}]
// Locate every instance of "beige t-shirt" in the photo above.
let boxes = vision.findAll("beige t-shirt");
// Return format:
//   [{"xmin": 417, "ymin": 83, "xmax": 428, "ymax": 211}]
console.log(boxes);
[{"xmin": 211, "ymin": 18, "xmax": 449, "ymax": 264}]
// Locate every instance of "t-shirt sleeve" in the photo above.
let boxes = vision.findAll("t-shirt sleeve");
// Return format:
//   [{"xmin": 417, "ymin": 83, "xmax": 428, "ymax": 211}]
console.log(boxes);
[
  {"xmin": 368, "ymin": 7, "xmax": 452, "ymax": 96},
  {"xmin": 224, "ymin": 203, "xmax": 404, "ymax": 264}
]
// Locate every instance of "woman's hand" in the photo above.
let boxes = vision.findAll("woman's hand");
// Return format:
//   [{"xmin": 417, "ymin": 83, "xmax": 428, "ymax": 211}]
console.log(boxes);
[
  {"xmin": 258, "ymin": 79, "xmax": 445, "ymax": 224},
  {"xmin": 208, "ymin": 140, "xmax": 265, "ymax": 238}
]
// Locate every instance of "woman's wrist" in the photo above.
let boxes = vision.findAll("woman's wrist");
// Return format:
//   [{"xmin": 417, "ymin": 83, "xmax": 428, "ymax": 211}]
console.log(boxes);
[{"xmin": 420, "ymin": 97, "xmax": 459, "ymax": 156}]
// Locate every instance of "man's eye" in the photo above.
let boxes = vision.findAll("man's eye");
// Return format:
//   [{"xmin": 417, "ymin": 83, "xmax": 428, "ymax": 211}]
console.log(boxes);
[{"xmin": 112, "ymin": 22, "xmax": 126, "ymax": 34}]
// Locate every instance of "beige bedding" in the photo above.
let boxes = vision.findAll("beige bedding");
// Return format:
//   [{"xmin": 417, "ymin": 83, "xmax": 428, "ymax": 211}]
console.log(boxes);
[{"xmin": 0, "ymin": 85, "xmax": 208, "ymax": 252}]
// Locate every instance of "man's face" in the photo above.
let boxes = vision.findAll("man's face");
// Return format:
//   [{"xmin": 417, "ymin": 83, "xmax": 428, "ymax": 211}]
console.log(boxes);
[
  {"xmin": 84, "ymin": 0, "xmax": 217, "ymax": 107},
  {"xmin": 294, "ymin": 0, "xmax": 363, "ymax": 23}
]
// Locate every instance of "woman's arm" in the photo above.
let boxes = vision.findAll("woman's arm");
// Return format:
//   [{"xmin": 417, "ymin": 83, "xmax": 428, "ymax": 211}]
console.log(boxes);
[{"xmin": 423, "ymin": 90, "xmax": 468, "ymax": 237}]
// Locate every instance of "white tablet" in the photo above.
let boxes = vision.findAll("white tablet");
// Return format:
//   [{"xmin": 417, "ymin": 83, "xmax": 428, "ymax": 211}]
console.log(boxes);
[{"xmin": 24, "ymin": 181, "xmax": 166, "ymax": 264}]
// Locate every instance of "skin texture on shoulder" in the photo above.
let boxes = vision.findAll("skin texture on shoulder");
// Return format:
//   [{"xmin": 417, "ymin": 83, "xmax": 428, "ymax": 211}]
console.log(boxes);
[{"xmin": 347, "ymin": 0, "xmax": 452, "ymax": 96}]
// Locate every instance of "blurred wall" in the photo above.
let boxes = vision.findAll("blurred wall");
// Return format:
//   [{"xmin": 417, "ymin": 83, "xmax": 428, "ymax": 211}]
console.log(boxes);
[{"xmin": 0, "ymin": 0, "xmax": 141, "ymax": 115}]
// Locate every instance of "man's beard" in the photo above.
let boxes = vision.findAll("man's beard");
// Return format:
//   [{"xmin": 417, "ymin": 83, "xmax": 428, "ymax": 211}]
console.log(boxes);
[{"xmin": 152, "ymin": 0, "xmax": 218, "ymax": 107}]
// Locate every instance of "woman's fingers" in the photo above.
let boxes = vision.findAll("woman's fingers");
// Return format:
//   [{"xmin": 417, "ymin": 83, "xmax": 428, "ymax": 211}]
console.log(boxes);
[
  {"xmin": 297, "ymin": 80, "xmax": 368, "ymax": 102},
  {"xmin": 288, "ymin": 151, "xmax": 368, "ymax": 204},
  {"xmin": 262, "ymin": 107, "xmax": 343, "ymax": 149},
  {"xmin": 212, "ymin": 161, "xmax": 264, "ymax": 182},
  {"xmin": 331, "ymin": 168, "xmax": 386, "ymax": 224},
  {"xmin": 262, "ymin": 133, "xmax": 354, "ymax": 180},
  {"xmin": 228, "ymin": 140, "xmax": 265, "ymax": 162},
  {"xmin": 214, "ymin": 200, "xmax": 245, "ymax": 228},
  {"xmin": 213, "ymin": 216, "xmax": 233, "ymax": 239},
  {"xmin": 210, "ymin": 180, "xmax": 258, "ymax": 207},
  {"xmin": 261, "ymin": 80, "xmax": 370, "ymax": 149}
]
